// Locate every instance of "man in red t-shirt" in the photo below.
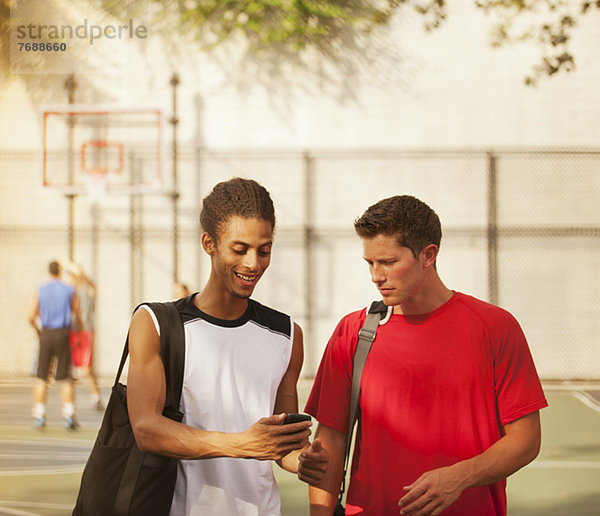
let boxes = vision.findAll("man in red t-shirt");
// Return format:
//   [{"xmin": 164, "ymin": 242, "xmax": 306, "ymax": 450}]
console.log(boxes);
[{"xmin": 300, "ymin": 195, "xmax": 547, "ymax": 516}]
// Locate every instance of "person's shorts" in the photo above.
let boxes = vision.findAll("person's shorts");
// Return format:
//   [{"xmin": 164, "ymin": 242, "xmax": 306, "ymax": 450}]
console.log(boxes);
[
  {"xmin": 37, "ymin": 328, "xmax": 71, "ymax": 381},
  {"xmin": 70, "ymin": 330, "xmax": 94, "ymax": 368}
]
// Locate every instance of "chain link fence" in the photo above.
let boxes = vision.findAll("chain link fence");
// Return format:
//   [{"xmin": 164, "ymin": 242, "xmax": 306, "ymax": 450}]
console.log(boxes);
[{"xmin": 1, "ymin": 147, "xmax": 599, "ymax": 380}]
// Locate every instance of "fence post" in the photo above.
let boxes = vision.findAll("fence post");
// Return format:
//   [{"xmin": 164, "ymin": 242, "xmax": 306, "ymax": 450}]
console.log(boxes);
[
  {"xmin": 129, "ymin": 156, "xmax": 143, "ymax": 307},
  {"xmin": 303, "ymin": 151, "xmax": 315, "ymax": 377},
  {"xmin": 194, "ymin": 93, "xmax": 206, "ymax": 290},
  {"xmin": 487, "ymin": 151, "xmax": 498, "ymax": 305},
  {"xmin": 170, "ymin": 73, "xmax": 180, "ymax": 284},
  {"xmin": 65, "ymin": 74, "xmax": 77, "ymax": 261}
]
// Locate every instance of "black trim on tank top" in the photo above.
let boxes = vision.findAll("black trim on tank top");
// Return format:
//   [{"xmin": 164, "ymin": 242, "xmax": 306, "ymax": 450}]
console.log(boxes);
[{"xmin": 174, "ymin": 295, "xmax": 291, "ymax": 338}]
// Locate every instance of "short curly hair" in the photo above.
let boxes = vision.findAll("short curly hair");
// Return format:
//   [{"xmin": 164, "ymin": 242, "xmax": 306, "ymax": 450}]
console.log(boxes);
[
  {"xmin": 354, "ymin": 195, "xmax": 442, "ymax": 258},
  {"xmin": 200, "ymin": 177, "xmax": 276, "ymax": 240}
]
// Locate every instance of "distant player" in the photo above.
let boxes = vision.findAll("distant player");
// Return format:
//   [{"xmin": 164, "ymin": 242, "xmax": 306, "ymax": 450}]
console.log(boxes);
[
  {"xmin": 28, "ymin": 260, "xmax": 83, "ymax": 430},
  {"xmin": 64, "ymin": 262, "xmax": 103, "ymax": 411}
]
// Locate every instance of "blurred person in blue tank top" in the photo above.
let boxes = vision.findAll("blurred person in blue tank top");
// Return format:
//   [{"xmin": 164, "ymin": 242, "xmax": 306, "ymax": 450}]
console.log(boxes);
[{"xmin": 28, "ymin": 260, "xmax": 83, "ymax": 430}]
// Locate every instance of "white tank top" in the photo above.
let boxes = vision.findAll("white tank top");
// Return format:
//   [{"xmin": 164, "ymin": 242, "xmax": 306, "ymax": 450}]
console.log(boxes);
[{"xmin": 144, "ymin": 297, "xmax": 293, "ymax": 516}]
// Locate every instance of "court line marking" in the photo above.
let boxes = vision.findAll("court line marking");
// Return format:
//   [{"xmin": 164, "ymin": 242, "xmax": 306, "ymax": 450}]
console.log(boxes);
[
  {"xmin": 527, "ymin": 460, "xmax": 600, "ymax": 469},
  {"xmin": 0, "ymin": 507, "xmax": 39, "ymax": 516},
  {"xmin": 571, "ymin": 391, "xmax": 600, "ymax": 413},
  {"xmin": 0, "ymin": 439, "xmax": 94, "ymax": 447},
  {"xmin": 543, "ymin": 383, "xmax": 600, "ymax": 391},
  {"xmin": 0, "ymin": 499, "xmax": 73, "ymax": 510},
  {"xmin": 0, "ymin": 438, "xmax": 91, "ymax": 475},
  {"xmin": 0, "ymin": 501, "xmax": 72, "ymax": 509},
  {"xmin": 0, "ymin": 465, "xmax": 84, "ymax": 476},
  {"xmin": 0, "ymin": 453, "xmax": 88, "ymax": 460}
]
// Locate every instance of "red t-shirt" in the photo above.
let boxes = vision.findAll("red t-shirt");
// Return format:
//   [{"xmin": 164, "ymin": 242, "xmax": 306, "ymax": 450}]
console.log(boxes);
[{"xmin": 305, "ymin": 292, "xmax": 547, "ymax": 515}]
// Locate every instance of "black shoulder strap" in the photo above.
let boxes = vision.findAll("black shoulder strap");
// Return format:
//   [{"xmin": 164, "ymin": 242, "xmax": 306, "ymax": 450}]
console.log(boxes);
[
  {"xmin": 113, "ymin": 302, "xmax": 185, "ymax": 516},
  {"xmin": 338, "ymin": 300, "xmax": 390, "ymax": 502},
  {"xmin": 113, "ymin": 301, "xmax": 185, "ymax": 413},
  {"xmin": 144, "ymin": 302, "xmax": 186, "ymax": 415}
]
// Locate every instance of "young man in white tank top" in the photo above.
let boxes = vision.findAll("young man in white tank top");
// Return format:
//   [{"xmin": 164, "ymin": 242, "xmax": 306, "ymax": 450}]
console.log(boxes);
[{"xmin": 126, "ymin": 178, "xmax": 328, "ymax": 516}]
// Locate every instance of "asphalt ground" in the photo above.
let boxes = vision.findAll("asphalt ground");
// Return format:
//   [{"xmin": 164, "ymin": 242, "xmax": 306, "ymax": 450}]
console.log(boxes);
[{"xmin": 0, "ymin": 379, "xmax": 599, "ymax": 516}]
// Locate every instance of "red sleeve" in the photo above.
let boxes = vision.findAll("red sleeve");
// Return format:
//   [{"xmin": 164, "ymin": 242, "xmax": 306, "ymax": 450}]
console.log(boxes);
[
  {"xmin": 304, "ymin": 310, "xmax": 365, "ymax": 434},
  {"xmin": 492, "ymin": 311, "xmax": 548, "ymax": 426}
]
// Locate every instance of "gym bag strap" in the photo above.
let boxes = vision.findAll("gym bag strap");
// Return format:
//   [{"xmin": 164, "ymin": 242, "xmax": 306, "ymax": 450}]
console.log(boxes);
[
  {"xmin": 72, "ymin": 301, "xmax": 185, "ymax": 516},
  {"xmin": 334, "ymin": 300, "xmax": 391, "ymax": 516}
]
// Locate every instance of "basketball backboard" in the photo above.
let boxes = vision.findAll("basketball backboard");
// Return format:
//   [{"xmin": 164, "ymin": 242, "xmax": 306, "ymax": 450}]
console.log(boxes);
[{"xmin": 41, "ymin": 106, "xmax": 165, "ymax": 196}]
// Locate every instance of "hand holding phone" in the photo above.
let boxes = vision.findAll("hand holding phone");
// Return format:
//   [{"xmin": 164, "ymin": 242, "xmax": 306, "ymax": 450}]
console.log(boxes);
[{"xmin": 282, "ymin": 413, "xmax": 311, "ymax": 425}]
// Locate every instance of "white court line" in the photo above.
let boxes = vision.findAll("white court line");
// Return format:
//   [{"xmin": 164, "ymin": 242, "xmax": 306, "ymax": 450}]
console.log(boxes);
[
  {"xmin": 0, "ymin": 439, "xmax": 93, "ymax": 447},
  {"xmin": 543, "ymin": 382, "xmax": 600, "ymax": 391},
  {"xmin": 0, "ymin": 438, "xmax": 90, "ymax": 475},
  {"xmin": 0, "ymin": 452, "xmax": 88, "ymax": 459},
  {"xmin": 0, "ymin": 499, "xmax": 73, "ymax": 511},
  {"xmin": 527, "ymin": 460, "xmax": 600, "ymax": 469},
  {"xmin": 571, "ymin": 391, "xmax": 600, "ymax": 413},
  {"xmin": 0, "ymin": 465, "xmax": 84, "ymax": 476},
  {"xmin": 0, "ymin": 507, "xmax": 38, "ymax": 516}
]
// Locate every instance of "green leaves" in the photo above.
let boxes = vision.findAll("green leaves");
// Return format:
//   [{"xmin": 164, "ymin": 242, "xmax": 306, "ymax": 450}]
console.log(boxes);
[
  {"xmin": 1, "ymin": 0, "xmax": 597, "ymax": 88},
  {"xmin": 167, "ymin": 0, "xmax": 393, "ymax": 55}
]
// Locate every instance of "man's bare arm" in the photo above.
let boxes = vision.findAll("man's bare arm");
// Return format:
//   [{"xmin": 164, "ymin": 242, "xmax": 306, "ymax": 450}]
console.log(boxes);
[
  {"xmin": 273, "ymin": 323, "xmax": 304, "ymax": 422},
  {"xmin": 398, "ymin": 411, "xmax": 542, "ymax": 516},
  {"xmin": 127, "ymin": 308, "xmax": 311, "ymax": 460},
  {"xmin": 275, "ymin": 323, "xmax": 308, "ymax": 472},
  {"xmin": 275, "ymin": 324, "xmax": 329, "ymax": 483},
  {"xmin": 308, "ymin": 423, "xmax": 347, "ymax": 515}
]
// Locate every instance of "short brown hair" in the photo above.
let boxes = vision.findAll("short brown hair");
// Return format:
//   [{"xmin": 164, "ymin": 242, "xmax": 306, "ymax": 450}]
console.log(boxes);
[
  {"xmin": 354, "ymin": 195, "xmax": 442, "ymax": 257},
  {"xmin": 48, "ymin": 260, "xmax": 60, "ymax": 276},
  {"xmin": 200, "ymin": 178, "xmax": 275, "ymax": 240}
]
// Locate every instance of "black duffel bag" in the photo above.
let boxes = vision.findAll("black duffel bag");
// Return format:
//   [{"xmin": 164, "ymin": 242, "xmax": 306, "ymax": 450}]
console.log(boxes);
[{"xmin": 73, "ymin": 301, "xmax": 185, "ymax": 516}]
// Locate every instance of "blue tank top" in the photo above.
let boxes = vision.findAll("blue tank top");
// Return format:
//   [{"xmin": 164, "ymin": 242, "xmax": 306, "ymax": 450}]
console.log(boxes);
[{"xmin": 38, "ymin": 280, "xmax": 74, "ymax": 329}]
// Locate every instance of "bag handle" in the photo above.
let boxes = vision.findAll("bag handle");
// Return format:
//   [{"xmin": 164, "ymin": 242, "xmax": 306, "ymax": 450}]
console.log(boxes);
[
  {"xmin": 113, "ymin": 302, "xmax": 185, "ymax": 414},
  {"xmin": 113, "ymin": 301, "xmax": 185, "ymax": 516},
  {"xmin": 145, "ymin": 302, "xmax": 185, "ymax": 415},
  {"xmin": 337, "ymin": 300, "xmax": 391, "ymax": 504}
]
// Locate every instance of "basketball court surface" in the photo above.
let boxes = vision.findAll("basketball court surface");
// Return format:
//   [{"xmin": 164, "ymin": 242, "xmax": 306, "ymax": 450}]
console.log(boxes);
[{"xmin": 0, "ymin": 379, "xmax": 599, "ymax": 515}]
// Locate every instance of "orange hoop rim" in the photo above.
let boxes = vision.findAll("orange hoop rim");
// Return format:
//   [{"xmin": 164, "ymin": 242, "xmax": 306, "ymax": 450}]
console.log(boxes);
[{"xmin": 80, "ymin": 140, "xmax": 125, "ymax": 176}]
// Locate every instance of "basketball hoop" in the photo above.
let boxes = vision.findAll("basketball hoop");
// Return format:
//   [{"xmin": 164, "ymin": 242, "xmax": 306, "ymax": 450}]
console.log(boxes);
[
  {"xmin": 41, "ymin": 107, "xmax": 165, "ymax": 196},
  {"xmin": 81, "ymin": 140, "xmax": 124, "ymax": 176},
  {"xmin": 80, "ymin": 139, "xmax": 123, "ymax": 204}
]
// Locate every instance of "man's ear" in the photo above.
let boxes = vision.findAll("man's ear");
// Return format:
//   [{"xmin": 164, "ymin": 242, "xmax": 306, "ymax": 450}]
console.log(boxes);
[
  {"xmin": 201, "ymin": 232, "xmax": 216, "ymax": 255},
  {"xmin": 421, "ymin": 244, "xmax": 439, "ymax": 268}
]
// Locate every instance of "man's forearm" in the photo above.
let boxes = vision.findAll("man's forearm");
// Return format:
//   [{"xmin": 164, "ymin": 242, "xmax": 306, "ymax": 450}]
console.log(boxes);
[
  {"xmin": 399, "ymin": 412, "xmax": 542, "ymax": 514},
  {"xmin": 133, "ymin": 411, "xmax": 311, "ymax": 463},
  {"xmin": 133, "ymin": 413, "xmax": 246, "ymax": 460},
  {"xmin": 308, "ymin": 424, "xmax": 346, "ymax": 515},
  {"xmin": 309, "ymin": 485, "xmax": 341, "ymax": 515},
  {"xmin": 451, "ymin": 411, "xmax": 542, "ymax": 488},
  {"xmin": 278, "ymin": 447, "xmax": 303, "ymax": 473}
]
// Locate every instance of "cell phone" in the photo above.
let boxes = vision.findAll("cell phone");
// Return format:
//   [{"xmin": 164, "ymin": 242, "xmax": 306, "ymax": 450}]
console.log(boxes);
[{"xmin": 282, "ymin": 413, "xmax": 311, "ymax": 425}]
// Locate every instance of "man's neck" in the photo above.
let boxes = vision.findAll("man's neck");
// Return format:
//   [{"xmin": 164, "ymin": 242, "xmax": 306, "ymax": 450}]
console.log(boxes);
[
  {"xmin": 193, "ymin": 284, "xmax": 249, "ymax": 321},
  {"xmin": 393, "ymin": 279, "xmax": 453, "ymax": 316}
]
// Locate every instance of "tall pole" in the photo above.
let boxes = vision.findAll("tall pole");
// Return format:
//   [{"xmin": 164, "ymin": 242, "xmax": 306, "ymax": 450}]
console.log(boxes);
[
  {"xmin": 129, "ymin": 155, "xmax": 143, "ymax": 307},
  {"xmin": 65, "ymin": 74, "xmax": 77, "ymax": 261},
  {"xmin": 194, "ymin": 93, "xmax": 205, "ymax": 289},
  {"xmin": 487, "ymin": 151, "xmax": 499, "ymax": 305},
  {"xmin": 303, "ymin": 151, "xmax": 315, "ymax": 377},
  {"xmin": 170, "ymin": 73, "xmax": 180, "ymax": 284}
]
